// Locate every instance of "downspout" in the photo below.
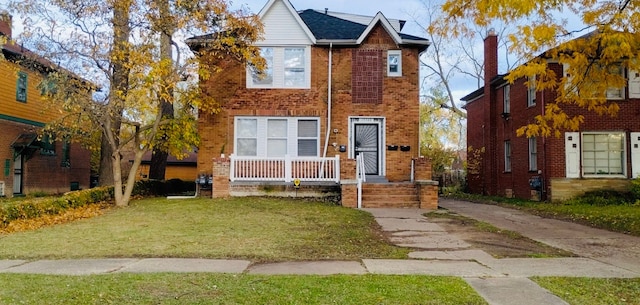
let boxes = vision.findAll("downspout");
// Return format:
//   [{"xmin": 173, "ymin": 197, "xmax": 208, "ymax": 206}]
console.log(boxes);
[
  {"xmin": 541, "ymin": 88, "xmax": 547, "ymax": 200},
  {"xmin": 322, "ymin": 43, "xmax": 333, "ymax": 159}
]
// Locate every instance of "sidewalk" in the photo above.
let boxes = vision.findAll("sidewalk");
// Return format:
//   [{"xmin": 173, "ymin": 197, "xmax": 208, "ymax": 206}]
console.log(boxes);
[{"xmin": 1, "ymin": 198, "xmax": 639, "ymax": 305}]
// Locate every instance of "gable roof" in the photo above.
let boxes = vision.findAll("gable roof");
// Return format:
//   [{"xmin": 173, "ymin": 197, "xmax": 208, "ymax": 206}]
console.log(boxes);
[
  {"xmin": 187, "ymin": 0, "xmax": 430, "ymax": 51},
  {"xmin": 298, "ymin": 8, "xmax": 429, "ymax": 50}
]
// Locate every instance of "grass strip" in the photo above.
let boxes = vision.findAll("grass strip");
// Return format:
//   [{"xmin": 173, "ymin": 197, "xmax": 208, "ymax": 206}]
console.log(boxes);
[
  {"xmin": 533, "ymin": 277, "xmax": 640, "ymax": 305},
  {"xmin": 0, "ymin": 273, "xmax": 487, "ymax": 305}
]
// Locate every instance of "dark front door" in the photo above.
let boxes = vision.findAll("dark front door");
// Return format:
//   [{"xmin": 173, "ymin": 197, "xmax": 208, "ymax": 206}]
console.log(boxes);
[
  {"xmin": 354, "ymin": 123, "xmax": 379, "ymax": 175},
  {"xmin": 13, "ymin": 156, "xmax": 23, "ymax": 194}
]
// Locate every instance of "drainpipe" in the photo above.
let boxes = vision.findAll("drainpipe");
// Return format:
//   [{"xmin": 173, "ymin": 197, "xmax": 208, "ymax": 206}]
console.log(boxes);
[{"xmin": 322, "ymin": 43, "xmax": 333, "ymax": 159}]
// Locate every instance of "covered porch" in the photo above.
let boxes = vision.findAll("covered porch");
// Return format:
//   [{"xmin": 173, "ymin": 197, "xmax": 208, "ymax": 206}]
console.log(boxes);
[{"xmin": 210, "ymin": 154, "xmax": 438, "ymax": 209}]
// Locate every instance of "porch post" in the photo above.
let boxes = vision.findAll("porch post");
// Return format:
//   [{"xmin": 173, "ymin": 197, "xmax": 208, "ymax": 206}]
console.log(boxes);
[
  {"xmin": 284, "ymin": 154, "xmax": 292, "ymax": 182},
  {"xmin": 212, "ymin": 157, "xmax": 231, "ymax": 198}
]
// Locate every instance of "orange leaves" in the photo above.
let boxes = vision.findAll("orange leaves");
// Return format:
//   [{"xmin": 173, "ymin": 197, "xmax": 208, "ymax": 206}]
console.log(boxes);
[{"xmin": 0, "ymin": 203, "xmax": 109, "ymax": 234}]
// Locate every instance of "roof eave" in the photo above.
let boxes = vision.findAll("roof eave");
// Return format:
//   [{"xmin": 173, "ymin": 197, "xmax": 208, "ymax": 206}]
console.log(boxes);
[{"xmin": 356, "ymin": 12, "xmax": 403, "ymax": 45}]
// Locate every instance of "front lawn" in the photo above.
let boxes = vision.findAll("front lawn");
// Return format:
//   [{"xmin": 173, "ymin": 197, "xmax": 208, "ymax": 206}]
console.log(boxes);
[
  {"xmin": 0, "ymin": 197, "xmax": 409, "ymax": 261},
  {"xmin": 0, "ymin": 273, "xmax": 487, "ymax": 305},
  {"xmin": 533, "ymin": 277, "xmax": 640, "ymax": 305}
]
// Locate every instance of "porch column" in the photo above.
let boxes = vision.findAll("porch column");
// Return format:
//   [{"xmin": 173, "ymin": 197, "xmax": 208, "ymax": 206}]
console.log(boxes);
[
  {"xmin": 340, "ymin": 158, "xmax": 357, "ymax": 207},
  {"xmin": 212, "ymin": 157, "xmax": 230, "ymax": 198},
  {"xmin": 414, "ymin": 157, "xmax": 439, "ymax": 209}
]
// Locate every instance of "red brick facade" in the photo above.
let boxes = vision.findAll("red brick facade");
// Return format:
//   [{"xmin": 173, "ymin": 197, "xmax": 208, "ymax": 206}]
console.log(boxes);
[
  {"xmin": 466, "ymin": 34, "xmax": 640, "ymax": 201},
  {"xmin": 197, "ymin": 24, "xmax": 423, "ymax": 183}
]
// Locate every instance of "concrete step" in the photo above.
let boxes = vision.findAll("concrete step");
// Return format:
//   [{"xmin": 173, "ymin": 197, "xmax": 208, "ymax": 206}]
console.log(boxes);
[{"xmin": 360, "ymin": 183, "xmax": 420, "ymax": 208}]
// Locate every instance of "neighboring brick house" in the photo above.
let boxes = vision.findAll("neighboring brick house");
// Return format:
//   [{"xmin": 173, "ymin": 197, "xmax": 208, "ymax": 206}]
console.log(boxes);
[
  {"xmin": 0, "ymin": 13, "xmax": 91, "ymax": 197},
  {"xmin": 188, "ymin": 0, "xmax": 439, "ymax": 208},
  {"xmin": 463, "ymin": 31, "xmax": 640, "ymax": 201}
]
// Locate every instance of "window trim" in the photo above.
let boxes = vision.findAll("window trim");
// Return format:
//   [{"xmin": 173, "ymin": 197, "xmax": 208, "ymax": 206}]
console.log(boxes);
[
  {"xmin": 234, "ymin": 116, "xmax": 320, "ymax": 157},
  {"xmin": 504, "ymin": 140, "xmax": 511, "ymax": 172},
  {"xmin": 581, "ymin": 132, "xmax": 626, "ymax": 178},
  {"xmin": 387, "ymin": 50, "xmax": 402, "ymax": 77},
  {"xmin": 527, "ymin": 75, "xmax": 536, "ymax": 107},
  {"xmin": 528, "ymin": 137, "xmax": 537, "ymax": 171},
  {"xmin": 503, "ymin": 84, "xmax": 510, "ymax": 114},
  {"xmin": 247, "ymin": 46, "xmax": 311, "ymax": 89},
  {"xmin": 16, "ymin": 71, "xmax": 28, "ymax": 103}
]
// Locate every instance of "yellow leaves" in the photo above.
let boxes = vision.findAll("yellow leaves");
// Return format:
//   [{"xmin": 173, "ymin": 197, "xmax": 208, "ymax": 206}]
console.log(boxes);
[{"xmin": 0, "ymin": 203, "xmax": 109, "ymax": 235}]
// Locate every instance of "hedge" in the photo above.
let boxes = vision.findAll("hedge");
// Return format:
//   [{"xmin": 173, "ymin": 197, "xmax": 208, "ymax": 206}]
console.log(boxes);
[{"xmin": 0, "ymin": 179, "xmax": 196, "ymax": 228}]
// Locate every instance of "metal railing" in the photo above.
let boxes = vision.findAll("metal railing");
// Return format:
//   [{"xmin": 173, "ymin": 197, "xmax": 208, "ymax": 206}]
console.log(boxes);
[
  {"xmin": 356, "ymin": 154, "xmax": 366, "ymax": 208},
  {"xmin": 229, "ymin": 154, "xmax": 340, "ymax": 183}
]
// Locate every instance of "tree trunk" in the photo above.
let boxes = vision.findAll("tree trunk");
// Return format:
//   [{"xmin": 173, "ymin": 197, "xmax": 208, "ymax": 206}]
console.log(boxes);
[
  {"xmin": 109, "ymin": 0, "xmax": 132, "ymax": 205},
  {"xmin": 148, "ymin": 0, "xmax": 174, "ymax": 181},
  {"xmin": 98, "ymin": 134, "xmax": 115, "ymax": 186}
]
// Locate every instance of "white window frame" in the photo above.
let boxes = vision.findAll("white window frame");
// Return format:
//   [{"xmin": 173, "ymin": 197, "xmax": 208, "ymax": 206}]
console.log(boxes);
[
  {"xmin": 605, "ymin": 65, "xmax": 625, "ymax": 100},
  {"xmin": 528, "ymin": 137, "xmax": 537, "ymax": 171},
  {"xmin": 527, "ymin": 75, "xmax": 536, "ymax": 107},
  {"xmin": 503, "ymin": 85, "xmax": 510, "ymax": 114},
  {"xmin": 581, "ymin": 132, "xmax": 626, "ymax": 177},
  {"xmin": 564, "ymin": 63, "xmax": 627, "ymax": 100},
  {"xmin": 247, "ymin": 46, "xmax": 311, "ymax": 89},
  {"xmin": 234, "ymin": 116, "xmax": 319, "ymax": 157},
  {"xmin": 504, "ymin": 140, "xmax": 511, "ymax": 172},
  {"xmin": 387, "ymin": 50, "xmax": 402, "ymax": 77}
]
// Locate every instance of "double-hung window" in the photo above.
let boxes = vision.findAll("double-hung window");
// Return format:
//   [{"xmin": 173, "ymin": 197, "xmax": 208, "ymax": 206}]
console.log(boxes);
[
  {"xmin": 504, "ymin": 140, "xmax": 511, "ymax": 172},
  {"xmin": 16, "ymin": 71, "xmax": 28, "ymax": 102},
  {"xmin": 527, "ymin": 75, "xmax": 536, "ymax": 107},
  {"xmin": 528, "ymin": 137, "xmax": 537, "ymax": 171},
  {"xmin": 582, "ymin": 133, "xmax": 625, "ymax": 176},
  {"xmin": 387, "ymin": 50, "xmax": 402, "ymax": 77},
  {"xmin": 503, "ymin": 85, "xmax": 510, "ymax": 114},
  {"xmin": 248, "ymin": 46, "xmax": 310, "ymax": 89},
  {"xmin": 235, "ymin": 117, "xmax": 319, "ymax": 157}
]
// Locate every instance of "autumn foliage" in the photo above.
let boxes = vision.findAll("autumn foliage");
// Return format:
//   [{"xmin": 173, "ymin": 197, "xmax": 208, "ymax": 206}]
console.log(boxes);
[{"xmin": 435, "ymin": 0, "xmax": 640, "ymax": 137}]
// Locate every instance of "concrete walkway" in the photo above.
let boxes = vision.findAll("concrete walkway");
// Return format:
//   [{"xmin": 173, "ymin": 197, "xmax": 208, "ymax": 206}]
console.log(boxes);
[{"xmin": 1, "ymin": 199, "xmax": 639, "ymax": 305}]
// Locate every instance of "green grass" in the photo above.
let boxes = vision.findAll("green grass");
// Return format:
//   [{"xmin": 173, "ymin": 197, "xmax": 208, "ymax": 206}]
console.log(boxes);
[
  {"xmin": 533, "ymin": 277, "xmax": 640, "ymax": 305},
  {"xmin": 0, "ymin": 273, "xmax": 487, "ymax": 305},
  {"xmin": 446, "ymin": 193, "xmax": 640, "ymax": 236},
  {"xmin": 0, "ymin": 197, "xmax": 408, "ymax": 261}
]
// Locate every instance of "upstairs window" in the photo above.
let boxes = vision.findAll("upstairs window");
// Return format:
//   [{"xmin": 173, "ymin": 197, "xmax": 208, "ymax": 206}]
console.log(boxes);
[
  {"xmin": 527, "ymin": 75, "xmax": 536, "ymax": 107},
  {"xmin": 503, "ymin": 85, "xmax": 510, "ymax": 113},
  {"xmin": 248, "ymin": 46, "xmax": 310, "ymax": 89},
  {"xmin": 16, "ymin": 71, "xmax": 28, "ymax": 102},
  {"xmin": 387, "ymin": 50, "xmax": 402, "ymax": 77}
]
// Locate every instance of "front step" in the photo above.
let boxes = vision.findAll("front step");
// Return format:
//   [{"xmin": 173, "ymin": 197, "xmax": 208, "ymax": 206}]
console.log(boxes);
[{"xmin": 361, "ymin": 183, "xmax": 420, "ymax": 208}]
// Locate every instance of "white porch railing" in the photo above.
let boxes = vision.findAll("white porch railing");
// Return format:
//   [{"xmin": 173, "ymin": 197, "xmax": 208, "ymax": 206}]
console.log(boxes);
[
  {"xmin": 356, "ymin": 154, "xmax": 366, "ymax": 209},
  {"xmin": 230, "ymin": 154, "xmax": 340, "ymax": 183}
]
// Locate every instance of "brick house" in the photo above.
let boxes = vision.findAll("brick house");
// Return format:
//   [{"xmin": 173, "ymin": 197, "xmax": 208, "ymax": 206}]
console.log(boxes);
[
  {"xmin": 0, "ymin": 13, "xmax": 91, "ymax": 197},
  {"xmin": 463, "ymin": 31, "xmax": 640, "ymax": 201},
  {"xmin": 188, "ymin": 0, "xmax": 439, "ymax": 208}
]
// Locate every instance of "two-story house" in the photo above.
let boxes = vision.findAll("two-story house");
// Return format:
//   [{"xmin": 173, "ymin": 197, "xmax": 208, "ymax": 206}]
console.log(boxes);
[
  {"xmin": 463, "ymin": 31, "xmax": 640, "ymax": 201},
  {"xmin": 0, "ymin": 13, "xmax": 91, "ymax": 197},
  {"xmin": 188, "ymin": 0, "xmax": 439, "ymax": 208}
]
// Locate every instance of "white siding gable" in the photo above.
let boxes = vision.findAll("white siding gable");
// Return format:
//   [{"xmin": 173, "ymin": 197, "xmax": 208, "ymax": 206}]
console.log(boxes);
[{"xmin": 259, "ymin": 0, "xmax": 313, "ymax": 45}]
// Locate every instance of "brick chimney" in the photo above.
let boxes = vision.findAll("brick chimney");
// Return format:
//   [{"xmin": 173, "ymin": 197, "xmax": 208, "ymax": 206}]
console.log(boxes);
[
  {"xmin": 484, "ymin": 29, "xmax": 498, "ymax": 85},
  {"xmin": 0, "ymin": 12, "xmax": 12, "ymax": 39}
]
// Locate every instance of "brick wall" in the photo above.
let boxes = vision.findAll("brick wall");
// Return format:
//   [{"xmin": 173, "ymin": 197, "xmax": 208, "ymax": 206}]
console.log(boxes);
[
  {"xmin": 471, "ymin": 58, "xmax": 640, "ymax": 200},
  {"xmin": 197, "ymin": 23, "xmax": 422, "ymax": 184},
  {"xmin": 0, "ymin": 120, "xmax": 90, "ymax": 196}
]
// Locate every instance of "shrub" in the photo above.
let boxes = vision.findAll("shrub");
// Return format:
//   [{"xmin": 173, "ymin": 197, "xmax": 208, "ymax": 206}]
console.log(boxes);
[
  {"xmin": 0, "ymin": 187, "xmax": 113, "ymax": 227},
  {"xmin": 575, "ymin": 190, "xmax": 635, "ymax": 206},
  {"xmin": 630, "ymin": 177, "xmax": 640, "ymax": 200}
]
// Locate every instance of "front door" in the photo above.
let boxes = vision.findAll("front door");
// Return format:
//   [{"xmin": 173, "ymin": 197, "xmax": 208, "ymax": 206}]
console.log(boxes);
[
  {"xmin": 13, "ymin": 156, "xmax": 23, "ymax": 194},
  {"xmin": 354, "ymin": 123, "xmax": 379, "ymax": 175}
]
